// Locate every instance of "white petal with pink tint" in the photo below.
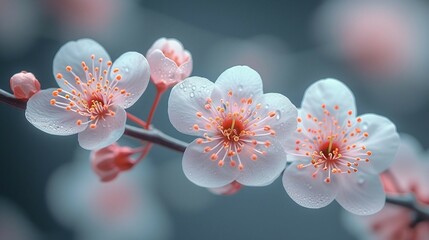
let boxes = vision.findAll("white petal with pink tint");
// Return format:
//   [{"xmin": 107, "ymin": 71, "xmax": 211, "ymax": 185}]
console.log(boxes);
[
  {"xmin": 168, "ymin": 77, "xmax": 215, "ymax": 135},
  {"xmin": 236, "ymin": 139, "xmax": 286, "ymax": 186},
  {"xmin": 147, "ymin": 50, "xmax": 181, "ymax": 85},
  {"xmin": 336, "ymin": 172, "xmax": 385, "ymax": 215},
  {"xmin": 78, "ymin": 106, "xmax": 126, "ymax": 150},
  {"xmin": 255, "ymin": 93, "xmax": 297, "ymax": 142},
  {"xmin": 53, "ymin": 38, "xmax": 110, "ymax": 90},
  {"xmin": 110, "ymin": 51, "xmax": 150, "ymax": 109},
  {"xmin": 212, "ymin": 66, "xmax": 263, "ymax": 101},
  {"xmin": 25, "ymin": 89, "xmax": 87, "ymax": 135},
  {"xmin": 358, "ymin": 114, "xmax": 399, "ymax": 174},
  {"xmin": 183, "ymin": 139, "xmax": 240, "ymax": 188},
  {"xmin": 283, "ymin": 162, "xmax": 338, "ymax": 208},
  {"xmin": 178, "ymin": 51, "xmax": 193, "ymax": 78},
  {"xmin": 301, "ymin": 78, "xmax": 356, "ymax": 125}
]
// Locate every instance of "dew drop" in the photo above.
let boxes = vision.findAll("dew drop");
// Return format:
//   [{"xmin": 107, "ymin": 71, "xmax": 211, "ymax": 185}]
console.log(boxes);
[
  {"xmin": 265, "ymin": 104, "xmax": 270, "ymax": 109},
  {"xmin": 189, "ymin": 92, "xmax": 195, "ymax": 98},
  {"xmin": 124, "ymin": 67, "xmax": 129, "ymax": 73},
  {"xmin": 275, "ymin": 110, "xmax": 281, "ymax": 120},
  {"xmin": 191, "ymin": 85, "xmax": 196, "ymax": 91},
  {"xmin": 362, "ymin": 122, "xmax": 369, "ymax": 131},
  {"xmin": 238, "ymin": 85, "xmax": 243, "ymax": 91},
  {"xmin": 357, "ymin": 178, "xmax": 365, "ymax": 185}
]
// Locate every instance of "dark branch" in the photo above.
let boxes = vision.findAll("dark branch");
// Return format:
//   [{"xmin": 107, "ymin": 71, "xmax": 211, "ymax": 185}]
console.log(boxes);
[
  {"xmin": 386, "ymin": 194, "xmax": 429, "ymax": 222},
  {"xmin": 125, "ymin": 125, "xmax": 187, "ymax": 152},
  {"xmin": 0, "ymin": 89, "xmax": 27, "ymax": 109}
]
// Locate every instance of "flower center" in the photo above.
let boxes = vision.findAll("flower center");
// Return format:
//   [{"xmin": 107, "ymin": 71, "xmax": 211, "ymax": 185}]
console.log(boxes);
[
  {"xmin": 294, "ymin": 104, "xmax": 372, "ymax": 183},
  {"xmin": 319, "ymin": 136, "xmax": 340, "ymax": 158},
  {"xmin": 191, "ymin": 89, "xmax": 277, "ymax": 170},
  {"xmin": 50, "ymin": 54, "xmax": 131, "ymax": 129},
  {"xmin": 222, "ymin": 117, "xmax": 245, "ymax": 142}
]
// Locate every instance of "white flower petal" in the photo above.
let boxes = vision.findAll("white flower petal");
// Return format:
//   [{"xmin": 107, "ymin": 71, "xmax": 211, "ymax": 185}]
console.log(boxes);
[
  {"xmin": 359, "ymin": 114, "xmax": 400, "ymax": 173},
  {"xmin": 147, "ymin": 50, "xmax": 181, "ymax": 85},
  {"xmin": 78, "ymin": 107, "xmax": 126, "ymax": 150},
  {"xmin": 53, "ymin": 39, "xmax": 110, "ymax": 90},
  {"xmin": 182, "ymin": 139, "xmax": 240, "ymax": 188},
  {"xmin": 212, "ymin": 66, "xmax": 263, "ymax": 101},
  {"xmin": 236, "ymin": 140, "xmax": 287, "ymax": 186},
  {"xmin": 168, "ymin": 77, "xmax": 214, "ymax": 136},
  {"xmin": 301, "ymin": 79, "xmax": 356, "ymax": 125},
  {"xmin": 110, "ymin": 52, "xmax": 150, "ymax": 109},
  {"xmin": 282, "ymin": 162, "xmax": 338, "ymax": 209},
  {"xmin": 255, "ymin": 92, "xmax": 298, "ymax": 143},
  {"xmin": 178, "ymin": 52, "xmax": 193, "ymax": 79},
  {"xmin": 336, "ymin": 172, "xmax": 385, "ymax": 215},
  {"xmin": 25, "ymin": 89, "xmax": 87, "ymax": 136}
]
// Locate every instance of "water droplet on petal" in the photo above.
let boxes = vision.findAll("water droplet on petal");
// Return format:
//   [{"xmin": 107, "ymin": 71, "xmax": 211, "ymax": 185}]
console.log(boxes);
[
  {"xmin": 238, "ymin": 85, "xmax": 243, "ymax": 91},
  {"xmin": 275, "ymin": 110, "xmax": 281, "ymax": 120},
  {"xmin": 124, "ymin": 67, "xmax": 129, "ymax": 73},
  {"xmin": 189, "ymin": 92, "xmax": 195, "ymax": 98},
  {"xmin": 357, "ymin": 178, "xmax": 365, "ymax": 185},
  {"xmin": 362, "ymin": 122, "xmax": 369, "ymax": 131}
]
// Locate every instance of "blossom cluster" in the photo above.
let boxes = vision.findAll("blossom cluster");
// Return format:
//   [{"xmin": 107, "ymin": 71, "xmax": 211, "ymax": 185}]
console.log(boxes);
[{"xmin": 15, "ymin": 38, "xmax": 402, "ymax": 217}]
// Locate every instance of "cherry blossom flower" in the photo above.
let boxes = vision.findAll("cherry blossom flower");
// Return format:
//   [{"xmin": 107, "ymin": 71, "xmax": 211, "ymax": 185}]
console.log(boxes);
[
  {"xmin": 314, "ymin": 0, "xmax": 429, "ymax": 79},
  {"xmin": 146, "ymin": 38, "xmax": 192, "ymax": 90},
  {"xmin": 47, "ymin": 147, "xmax": 172, "ymax": 240},
  {"xmin": 282, "ymin": 79, "xmax": 399, "ymax": 215},
  {"xmin": 344, "ymin": 135, "xmax": 429, "ymax": 239},
  {"xmin": 168, "ymin": 66, "xmax": 297, "ymax": 188},
  {"xmin": 381, "ymin": 135, "xmax": 429, "ymax": 203},
  {"xmin": 10, "ymin": 71, "xmax": 40, "ymax": 99},
  {"xmin": 25, "ymin": 39, "xmax": 150, "ymax": 150},
  {"xmin": 91, "ymin": 143, "xmax": 140, "ymax": 182}
]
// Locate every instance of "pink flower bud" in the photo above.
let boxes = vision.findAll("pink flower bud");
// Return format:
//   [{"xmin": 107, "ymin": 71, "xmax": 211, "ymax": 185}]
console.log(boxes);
[
  {"xmin": 208, "ymin": 181, "xmax": 242, "ymax": 195},
  {"xmin": 146, "ymin": 38, "xmax": 193, "ymax": 90},
  {"xmin": 90, "ymin": 143, "xmax": 136, "ymax": 182},
  {"xmin": 10, "ymin": 71, "xmax": 41, "ymax": 99}
]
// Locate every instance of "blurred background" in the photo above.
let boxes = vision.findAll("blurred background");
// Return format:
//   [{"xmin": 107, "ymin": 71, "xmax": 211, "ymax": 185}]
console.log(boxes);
[{"xmin": 1, "ymin": 0, "xmax": 429, "ymax": 239}]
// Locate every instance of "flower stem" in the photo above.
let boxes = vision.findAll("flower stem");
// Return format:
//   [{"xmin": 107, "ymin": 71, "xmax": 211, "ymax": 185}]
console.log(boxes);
[
  {"xmin": 135, "ymin": 143, "xmax": 153, "ymax": 164},
  {"xmin": 146, "ymin": 87, "xmax": 166, "ymax": 129},
  {"xmin": 126, "ymin": 112, "xmax": 147, "ymax": 128}
]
